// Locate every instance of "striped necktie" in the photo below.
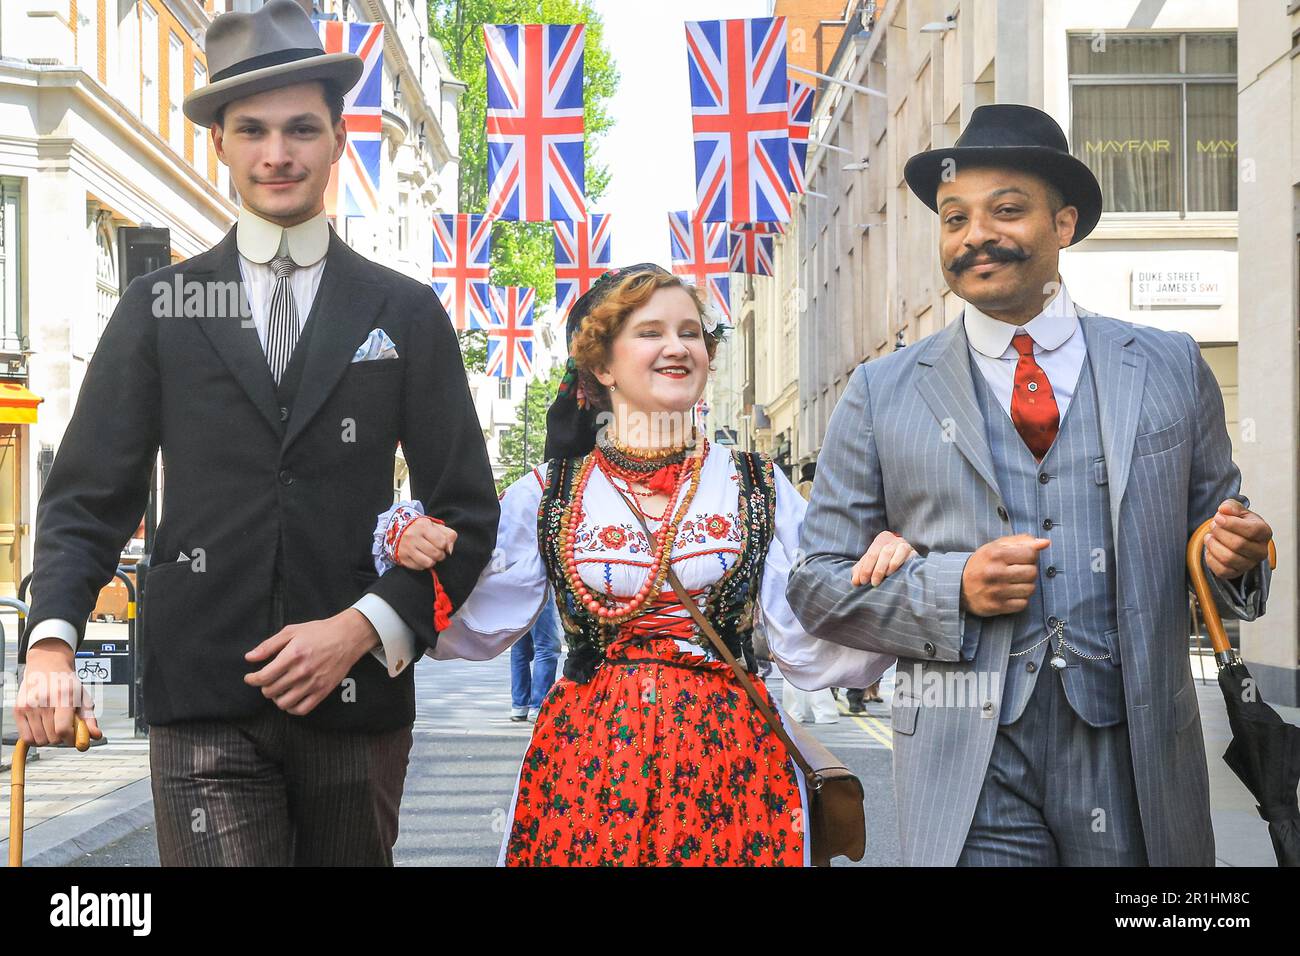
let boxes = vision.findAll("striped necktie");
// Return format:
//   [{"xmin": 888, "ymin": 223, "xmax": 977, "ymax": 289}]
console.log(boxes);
[{"xmin": 265, "ymin": 255, "xmax": 299, "ymax": 385}]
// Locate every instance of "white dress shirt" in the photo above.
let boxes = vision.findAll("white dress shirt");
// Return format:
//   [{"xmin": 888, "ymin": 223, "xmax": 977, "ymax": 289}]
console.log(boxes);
[
  {"xmin": 28, "ymin": 206, "xmax": 417, "ymax": 678},
  {"xmin": 962, "ymin": 282, "xmax": 1086, "ymax": 421},
  {"xmin": 235, "ymin": 205, "xmax": 328, "ymax": 345}
]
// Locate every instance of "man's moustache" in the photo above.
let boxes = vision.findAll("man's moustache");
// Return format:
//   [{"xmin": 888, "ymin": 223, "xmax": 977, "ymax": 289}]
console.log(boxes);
[{"xmin": 948, "ymin": 247, "xmax": 1031, "ymax": 273}]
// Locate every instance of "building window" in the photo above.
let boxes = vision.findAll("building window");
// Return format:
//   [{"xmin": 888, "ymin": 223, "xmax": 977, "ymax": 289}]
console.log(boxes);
[
  {"xmin": 0, "ymin": 179, "xmax": 22, "ymax": 353},
  {"xmin": 168, "ymin": 34, "xmax": 184, "ymax": 153},
  {"xmin": 192, "ymin": 60, "xmax": 208, "ymax": 173},
  {"xmin": 1069, "ymin": 32, "xmax": 1236, "ymax": 214},
  {"xmin": 118, "ymin": 1, "xmax": 141, "ymax": 116},
  {"xmin": 94, "ymin": 214, "xmax": 119, "ymax": 350},
  {"xmin": 141, "ymin": 3, "xmax": 159, "ymax": 131},
  {"xmin": 398, "ymin": 190, "xmax": 409, "ymax": 254},
  {"xmin": 498, "ymin": 378, "xmax": 512, "ymax": 400},
  {"xmin": 76, "ymin": 0, "xmax": 98, "ymax": 75}
]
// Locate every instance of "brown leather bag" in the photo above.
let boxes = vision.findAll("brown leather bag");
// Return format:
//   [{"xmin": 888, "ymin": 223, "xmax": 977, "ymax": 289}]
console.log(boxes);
[{"xmin": 612, "ymin": 485, "xmax": 868, "ymax": 866}]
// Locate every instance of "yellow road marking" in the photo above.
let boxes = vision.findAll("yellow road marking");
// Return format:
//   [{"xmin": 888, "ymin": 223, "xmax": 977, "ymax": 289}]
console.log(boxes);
[{"xmin": 837, "ymin": 703, "xmax": 893, "ymax": 750}]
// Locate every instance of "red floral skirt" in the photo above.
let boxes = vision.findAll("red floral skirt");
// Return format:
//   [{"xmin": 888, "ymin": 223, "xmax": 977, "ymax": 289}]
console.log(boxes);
[{"xmin": 503, "ymin": 635, "xmax": 805, "ymax": 866}]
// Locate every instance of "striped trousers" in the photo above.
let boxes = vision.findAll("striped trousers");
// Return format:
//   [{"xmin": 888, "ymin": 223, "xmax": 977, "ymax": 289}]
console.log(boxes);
[
  {"xmin": 149, "ymin": 706, "xmax": 412, "ymax": 866},
  {"xmin": 957, "ymin": 668, "xmax": 1148, "ymax": 866}
]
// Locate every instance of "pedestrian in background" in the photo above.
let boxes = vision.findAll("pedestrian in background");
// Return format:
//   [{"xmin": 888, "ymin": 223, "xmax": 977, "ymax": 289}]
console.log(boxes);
[{"xmin": 511, "ymin": 597, "xmax": 561, "ymax": 721}]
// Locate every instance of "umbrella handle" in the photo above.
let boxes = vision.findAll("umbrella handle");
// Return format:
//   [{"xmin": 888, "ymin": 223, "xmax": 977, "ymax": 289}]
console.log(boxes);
[
  {"xmin": 7, "ymin": 715, "xmax": 91, "ymax": 867},
  {"xmin": 1187, "ymin": 518, "xmax": 1278, "ymax": 658}
]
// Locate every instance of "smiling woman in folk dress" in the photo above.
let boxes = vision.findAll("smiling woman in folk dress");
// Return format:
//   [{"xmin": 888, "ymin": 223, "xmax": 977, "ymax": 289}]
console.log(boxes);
[{"xmin": 375, "ymin": 265, "xmax": 907, "ymax": 866}]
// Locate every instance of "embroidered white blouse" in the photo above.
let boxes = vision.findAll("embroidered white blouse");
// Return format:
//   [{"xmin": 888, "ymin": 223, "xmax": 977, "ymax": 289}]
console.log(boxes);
[{"xmin": 430, "ymin": 441, "xmax": 892, "ymax": 691}]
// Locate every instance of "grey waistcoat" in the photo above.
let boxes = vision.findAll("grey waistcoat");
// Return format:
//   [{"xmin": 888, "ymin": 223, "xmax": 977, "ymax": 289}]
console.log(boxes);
[{"xmin": 972, "ymin": 351, "xmax": 1125, "ymax": 727}]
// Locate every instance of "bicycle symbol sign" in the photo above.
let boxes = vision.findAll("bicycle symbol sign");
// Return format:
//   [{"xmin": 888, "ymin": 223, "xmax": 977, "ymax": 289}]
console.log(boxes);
[{"xmin": 75, "ymin": 658, "xmax": 112, "ymax": 683}]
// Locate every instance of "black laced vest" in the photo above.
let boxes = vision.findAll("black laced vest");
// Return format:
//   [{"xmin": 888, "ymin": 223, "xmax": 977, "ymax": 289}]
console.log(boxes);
[{"xmin": 537, "ymin": 450, "xmax": 779, "ymax": 683}]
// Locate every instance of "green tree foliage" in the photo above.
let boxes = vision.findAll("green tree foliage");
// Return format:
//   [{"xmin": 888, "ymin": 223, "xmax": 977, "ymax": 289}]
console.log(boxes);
[
  {"xmin": 428, "ymin": 0, "xmax": 619, "ymax": 372},
  {"xmin": 496, "ymin": 363, "xmax": 567, "ymax": 491},
  {"xmin": 458, "ymin": 327, "xmax": 487, "ymax": 371}
]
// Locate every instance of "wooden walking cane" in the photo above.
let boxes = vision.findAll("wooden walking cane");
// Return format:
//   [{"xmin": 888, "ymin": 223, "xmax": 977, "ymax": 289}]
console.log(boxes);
[
  {"xmin": 1187, "ymin": 518, "xmax": 1277, "ymax": 662},
  {"xmin": 8, "ymin": 715, "xmax": 91, "ymax": 867}
]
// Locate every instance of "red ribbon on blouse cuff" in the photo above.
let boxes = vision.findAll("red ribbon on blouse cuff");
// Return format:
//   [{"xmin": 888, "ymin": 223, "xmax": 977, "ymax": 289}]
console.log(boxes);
[{"xmin": 394, "ymin": 514, "xmax": 453, "ymax": 632}]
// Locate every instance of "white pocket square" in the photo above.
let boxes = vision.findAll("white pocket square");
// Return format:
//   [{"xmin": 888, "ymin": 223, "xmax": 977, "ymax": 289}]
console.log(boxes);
[{"xmin": 352, "ymin": 328, "xmax": 400, "ymax": 363}]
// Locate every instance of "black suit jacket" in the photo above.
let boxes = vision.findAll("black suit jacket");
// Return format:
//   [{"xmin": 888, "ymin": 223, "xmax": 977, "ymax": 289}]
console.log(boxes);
[{"xmin": 22, "ymin": 226, "xmax": 500, "ymax": 730}]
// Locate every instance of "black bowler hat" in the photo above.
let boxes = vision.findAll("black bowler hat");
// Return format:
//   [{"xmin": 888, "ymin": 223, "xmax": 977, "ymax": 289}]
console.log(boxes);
[{"xmin": 903, "ymin": 104, "xmax": 1103, "ymax": 245}]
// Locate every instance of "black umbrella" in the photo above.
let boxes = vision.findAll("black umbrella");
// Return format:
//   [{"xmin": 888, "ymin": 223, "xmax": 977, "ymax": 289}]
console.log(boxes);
[{"xmin": 1188, "ymin": 520, "xmax": 1300, "ymax": 866}]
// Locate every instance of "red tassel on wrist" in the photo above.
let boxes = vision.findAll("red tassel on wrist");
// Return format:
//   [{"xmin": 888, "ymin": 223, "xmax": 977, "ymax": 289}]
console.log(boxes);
[
  {"xmin": 432, "ymin": 573, "xmax": 453, "ymax": 632},
  {"xmin": 390, "ymin": 513, "xmax": 452, "ymax": 631}
]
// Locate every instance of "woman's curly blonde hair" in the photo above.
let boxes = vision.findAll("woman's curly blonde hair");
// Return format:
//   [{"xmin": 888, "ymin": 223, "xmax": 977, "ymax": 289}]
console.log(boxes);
[{"xmin": 569, "ymin": 270, "xmax": 719, "ymax": 412}]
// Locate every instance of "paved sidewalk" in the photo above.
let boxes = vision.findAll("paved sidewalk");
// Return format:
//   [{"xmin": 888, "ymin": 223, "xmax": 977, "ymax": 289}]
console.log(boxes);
[
  {"xmin": 0, "ymin": 683, "xmax": 152, "ymax": 867},
  {"xmin": 1, "ymin": 641, "xmax": 1295, "ymax": 866},
  {"xmin": 1, "ymin": 614, "xmax": 152, "ymax": 867}
]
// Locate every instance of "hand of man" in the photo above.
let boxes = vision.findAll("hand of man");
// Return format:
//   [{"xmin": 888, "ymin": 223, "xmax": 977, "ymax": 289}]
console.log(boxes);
[
  {"xmin": 960, "ymin": 534, "xmax": 1051, "ymax": 617},
  {"xmin": 243, "ymin": 609, "xmax": 380, "ymax": 717},
  {"xmin": 13, "ymin": 639, "xmax": 104, "ymax": 746},
  {"xmin": 1204, "ymin": 498, "xmax": 1272, "ymax": 581}
]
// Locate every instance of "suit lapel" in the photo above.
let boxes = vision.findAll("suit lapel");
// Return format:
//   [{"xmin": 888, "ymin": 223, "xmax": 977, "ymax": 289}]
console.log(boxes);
[
  {"xmin": 189, "ymin": 228, "xmax": 283, "ymax": 436},
  {"xmin": 1081, "ymin": 312, "xmax": 1147, "ymax": 538},
  {"xmin": 282, "ymin": 232, "xmax": 389, "ymax": 451},
  {"xmin": 915, "ymin": 314, "xmax": 1001, "ymax": 496}
]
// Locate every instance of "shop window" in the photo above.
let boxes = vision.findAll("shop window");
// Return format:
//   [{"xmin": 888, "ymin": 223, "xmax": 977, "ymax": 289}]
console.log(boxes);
[{"xmin": 1069, "ymin": 33, "xmax": 1236, "ymax": 214}]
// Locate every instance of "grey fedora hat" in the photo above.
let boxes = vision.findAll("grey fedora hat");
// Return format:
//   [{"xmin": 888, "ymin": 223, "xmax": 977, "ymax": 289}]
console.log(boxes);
[
  {"xmin": 183, "ymin": 0, "xmax": 363, "ymax": 127},
  {"xmin": 903, "ymin": 104, "xmax": 1103, "ymax": 245}
]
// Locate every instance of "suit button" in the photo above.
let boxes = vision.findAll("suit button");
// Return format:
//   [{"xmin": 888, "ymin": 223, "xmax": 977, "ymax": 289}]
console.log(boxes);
[
  {"xmin": 279, "ymin": 469, "xmax": 294, "ymax": 486},
  {"xmin": 1046, "ymin": 566, "xmax": 1058, "ymax": 578},
  {"xmin": 1039, "ymin": 472, "xmax": 1050, "ymax": 484},
  {"xmin": 1026, "ymin": 661, "xmax": 1037, "ymax": 673},
  {"xmin": 1047, "ymin": 616, "xmax": 1060, "ymax": 629},
  {"xmin": 1042, "ymin": 518, "xmax": 1053, "ymax": 531},
  {"xmin": 279, "ymin": 406, "xmax": 289, "ymax": 422},
  {"xmin": 997, "ymin": 506, "xmax": 1009, "ymax": 521},
  {"xmin": 981, "ymin": 700, "xmax": 995, "ymax": 713},
  {"xmin": 923, "ymin": 641, "xmax": 936, "ymax": 657}
]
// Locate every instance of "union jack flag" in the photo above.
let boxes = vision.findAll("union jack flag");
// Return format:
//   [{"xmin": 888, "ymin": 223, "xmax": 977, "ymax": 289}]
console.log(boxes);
[
  {"xmin": 731, "ymin": 220, "xmax": 786, "ymax": 235},
  {"xmin": 484, "ymin": 24, "xmax": 586, "ymax": 223},
  {"xmin": 484, "ymin": 286, "xmax": 536, "ymax": 379},
  {"xmin": 431, "ymin": 214, "xmax": 492, "ymax": 331},
  {"xmin": 554, "ymin": 212, "xmax": 612, "ymax": 321},
  {"xmin": 668, "ymin": 210, "xmax": 731, "ymax": 323},
  {"xmin": 315, "ymin": 19, "xmax": 383, "ymax": 219},
  {"xmin": 685, "ymin": 16, "xmax": 791, "ymax": 224},
  {"xmin": 788, "ymin": 79, "xmax": 814, "ymax": 195},
  {"xmin": 728, "ymin": 227, "xmax": 774, "ymax": 276}
]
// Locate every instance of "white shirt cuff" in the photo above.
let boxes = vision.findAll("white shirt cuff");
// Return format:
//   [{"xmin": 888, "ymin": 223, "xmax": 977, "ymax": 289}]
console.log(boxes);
[
  {"xmin": 27, "ymin": 618, "xmax": 79, "ymax": 652},
  {"xmin": 352, "ymin": 594, "xmax": 417, "ymax": 677}
]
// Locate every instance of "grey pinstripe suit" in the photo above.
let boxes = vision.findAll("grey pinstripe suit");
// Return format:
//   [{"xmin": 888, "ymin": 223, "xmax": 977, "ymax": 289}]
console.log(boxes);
[{"xmin": 787, "ymin": 309, "xmax": 1270, "ymax": 866}]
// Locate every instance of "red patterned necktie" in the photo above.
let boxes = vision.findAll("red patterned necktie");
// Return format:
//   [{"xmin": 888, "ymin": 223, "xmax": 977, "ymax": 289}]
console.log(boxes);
[{"xmin": 1010, "ymin": 332, "xmax": 1059, "ymax": 460}]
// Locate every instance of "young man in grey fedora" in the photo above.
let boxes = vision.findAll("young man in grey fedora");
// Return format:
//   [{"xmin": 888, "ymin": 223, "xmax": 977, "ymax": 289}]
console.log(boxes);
[
  {"xmin": 14, "ymin": 0, "xmax": 499, "ymax": 865},
  {"xmin": 788, "ymin": 104, "xmax": 1275, "ymax": 866}
]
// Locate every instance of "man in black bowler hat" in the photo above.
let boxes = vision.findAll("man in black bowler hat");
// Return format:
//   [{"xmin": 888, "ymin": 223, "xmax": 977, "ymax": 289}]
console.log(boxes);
[{"xmin": 790, "ymin": 104, "xmax": 1273, "ymax": 866}]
